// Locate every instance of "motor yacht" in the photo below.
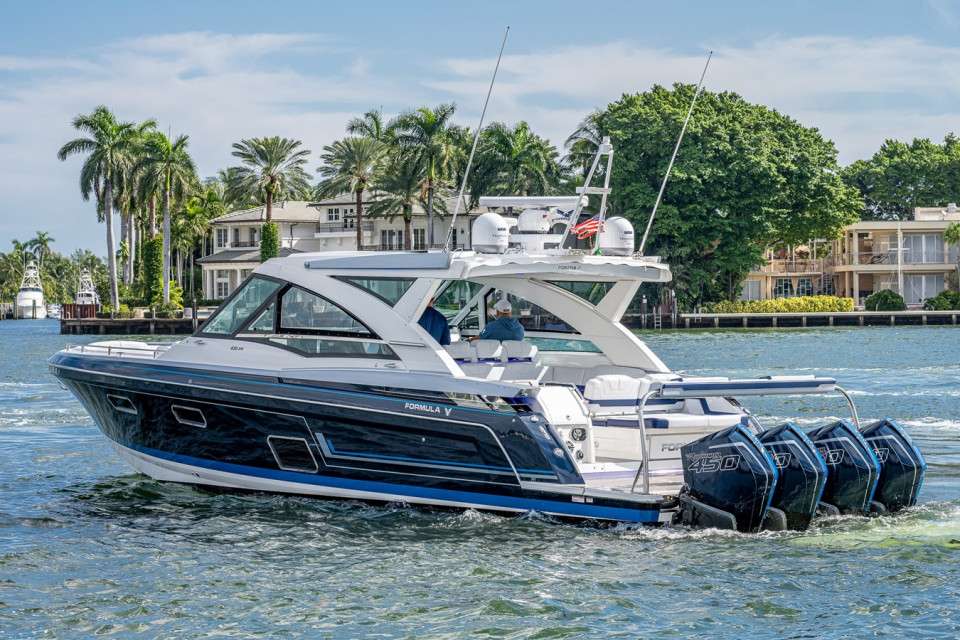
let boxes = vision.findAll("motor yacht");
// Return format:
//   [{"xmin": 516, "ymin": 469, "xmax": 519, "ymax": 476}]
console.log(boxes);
[
  {"xmin": 17, "ymin": 262, "xmax": 46, "ymax": 319},
  {"xmin": 49, "ymin": 143, "xmax": 924, "ymax": 531},
  {"xmin": 76, "ymin": 269, "xmax": 100, "ymax": 306}
]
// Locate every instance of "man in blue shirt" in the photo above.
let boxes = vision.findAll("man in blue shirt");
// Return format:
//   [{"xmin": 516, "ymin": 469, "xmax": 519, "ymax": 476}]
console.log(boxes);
[
  {"xmin": 418, "ymin": 297, "xmax": 451, "ymax": 345},
  {"xmin": 472, "ymin": 299, "xmax": 524, "ymax": 341}
]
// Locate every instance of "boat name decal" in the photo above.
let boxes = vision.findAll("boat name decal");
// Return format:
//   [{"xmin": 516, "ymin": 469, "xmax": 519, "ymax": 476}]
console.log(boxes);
[
  {"xmin": 557, "ymin": 265, "xmax": 581, "ymax": 271},
  {"xmin": 405, "ymin": 402, "xmax": 453, "ymax": 417}
]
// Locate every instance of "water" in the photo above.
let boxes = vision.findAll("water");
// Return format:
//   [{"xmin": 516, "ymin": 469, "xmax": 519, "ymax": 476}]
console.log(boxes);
[{"xmin": 1, "ymin": 320, "xmax": 959, "ymax": 638}]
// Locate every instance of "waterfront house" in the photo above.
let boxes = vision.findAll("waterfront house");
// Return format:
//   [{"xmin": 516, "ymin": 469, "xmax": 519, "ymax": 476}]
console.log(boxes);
[
  {"xmin": 740, "ymin": 205, "xmax": 960, "ymax": 306},
  {"xmin": 198, "ymin": 194, "xmax": 484, "ymax": 300}
]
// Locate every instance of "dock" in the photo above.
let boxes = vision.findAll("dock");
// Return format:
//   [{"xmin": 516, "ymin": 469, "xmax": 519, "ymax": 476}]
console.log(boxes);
[
  {"xmin": 623, "ymin": 310, "xmax": 960, "ymax": 329},
  {"xmin": 60, "ymin": 317, "xmax": 198, "ymax": 335}
]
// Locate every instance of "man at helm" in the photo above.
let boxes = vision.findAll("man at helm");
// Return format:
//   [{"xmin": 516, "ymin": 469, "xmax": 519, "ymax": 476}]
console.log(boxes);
[{"xmin": 471, "ymin": 299, "xmax": 524, "ymax": 341}]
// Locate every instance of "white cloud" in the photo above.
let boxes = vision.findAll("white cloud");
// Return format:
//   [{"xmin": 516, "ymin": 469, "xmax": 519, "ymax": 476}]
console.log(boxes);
[{"xmin": 4, "ymin": 30, "xmax": 960, "ymax": 255}]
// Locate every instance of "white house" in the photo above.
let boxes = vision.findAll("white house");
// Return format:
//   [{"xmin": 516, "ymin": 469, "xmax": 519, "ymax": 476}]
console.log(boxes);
[{"xmin": 198, "ymin": 194, "xmax": 485, "ymax": 300}]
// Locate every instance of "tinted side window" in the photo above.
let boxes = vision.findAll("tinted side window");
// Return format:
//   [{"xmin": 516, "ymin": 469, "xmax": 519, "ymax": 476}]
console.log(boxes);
[
  {"xmin": 279, "ymin": 287, "xmax": 371, "ymax": 335},
  {"xmin": 202, "ymin": 277, "xmax": 281, "ymax": 335}
]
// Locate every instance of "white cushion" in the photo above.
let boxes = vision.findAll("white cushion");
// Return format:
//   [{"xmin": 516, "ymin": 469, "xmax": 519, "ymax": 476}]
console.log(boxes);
[
  {"xmin": 500, "ymin": 362, "xmax": 547, "ymax": 384},
  {"xmin": 444, "ymin": 341, "xmax": 476, "ymax": 362},
  {"xmin": 500, "ymin": 340, "xmax": 538, "ymax": 363},
  {"xmin": 583, "ymin": 375, "xmax": 652, "ymax": 415},
  {"xmin": 459, "ymin": 362, "xmax": 503, "ymax": 380},
  {"xmin": 473, "ymin": 339, "xmax": 503, "ymax": 361}
]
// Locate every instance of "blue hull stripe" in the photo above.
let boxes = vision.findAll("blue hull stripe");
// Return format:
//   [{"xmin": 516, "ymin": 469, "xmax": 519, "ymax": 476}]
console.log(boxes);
[{"xmin": 123, "ymin": 440, "xmax": 660, "ymax": 523}]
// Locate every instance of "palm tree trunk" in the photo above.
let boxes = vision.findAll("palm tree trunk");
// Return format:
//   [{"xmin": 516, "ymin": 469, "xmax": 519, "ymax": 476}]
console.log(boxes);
[
  {"xmin": 404, "ymin": 210, "xmax": 412, "ymax": 250},
  {"xmin": 356, "ymin": 188, "xmax": 364, "ymax": 251},
  {"xmin": 120, "ymin": 211, "xmax": 129, "ymax": 284},
  {"xmin": 266, "ymin": 188, "xmax": 273, "ymax": 223},
  {"xmin": 163, "ymin": 187, "xmax": 171, "ymax": 304},
  {"xmin": 427, "ymin": 176, "xmax": 435, "ymax": 248},
  {"xmin": 149, "ymin": 195, "xmax": 157, "ymax": 239},
  {"xmin": 105, "ymin": 179, "xmax": 120, "ymax": 310},
  {"xmin": 190, "ymin": 251, "xmax": 195, "ymax": 298}
]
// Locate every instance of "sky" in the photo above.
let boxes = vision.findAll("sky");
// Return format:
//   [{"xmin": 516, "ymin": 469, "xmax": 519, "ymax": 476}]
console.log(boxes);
[{"xmin": 3, "ymin": 0, "xmax": 960, "ymax": 255}]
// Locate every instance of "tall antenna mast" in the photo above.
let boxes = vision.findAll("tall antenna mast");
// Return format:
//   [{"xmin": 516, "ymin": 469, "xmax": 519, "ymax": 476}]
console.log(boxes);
[
  {"xmin": 638, "ymin": 50, "xmax": 712, "ymax": 255},
  {"xmin": 443, "ymin": 26, "xmax": 510, "ymax": 251}
]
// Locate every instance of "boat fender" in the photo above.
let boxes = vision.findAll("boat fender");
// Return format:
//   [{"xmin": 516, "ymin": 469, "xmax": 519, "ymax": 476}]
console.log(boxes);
[
  {"xmin": 675, "ymin": 493, "xmax": 737, "ymax": 531},
  {"xmin": 859, "ymin": 419, "xmax": 926, "ymax": 511}
]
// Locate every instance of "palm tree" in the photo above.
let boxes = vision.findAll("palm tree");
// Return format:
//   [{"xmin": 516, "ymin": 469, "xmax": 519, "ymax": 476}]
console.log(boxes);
[
  {"xmin": 316, "ymin": 137, "xmax": 386, "ymax": 250},
  {"xmin": 564, "ymin": 110, "xmax": 605, "ymax": 176},
  {"xmin": 389, "ymin": 103, "xmax": 458, "ymax": 247},
  {"xmin": 945, "ymin": 221, "xmax": 960, "ymax": 285},
  {"xmin": 57, "ymin": 106, "xmax": 154, "ymax": 309},
  {"xmin": 27, "ymin": 231, "xmax": 55, "ymax": 271},
  {"xmin": 347, "ymin": 108, "xmax": 391, "ymax": 142},
  {"xmin": 227, "ymin": 137, "xmax": 312, "ymax": 221},
  {"xmin": 474, "ymin": 121, "xmax": 563, "ymax": 197},
  {"xmin": 180, "ymin": 192, "xmax": 218, "ymax": 296},
  {"xmin": 367, "ymin": 153, "xmax": 437, "ymax": 250},
  {"xmin": 136, "ymin": 133, "xmax": 198, "ymax": 303}
]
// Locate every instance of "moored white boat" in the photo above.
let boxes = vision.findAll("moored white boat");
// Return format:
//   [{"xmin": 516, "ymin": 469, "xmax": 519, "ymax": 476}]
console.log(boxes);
[{"xmin": 16, "ymin": 262, "xmax": 46, "ymax": 319}]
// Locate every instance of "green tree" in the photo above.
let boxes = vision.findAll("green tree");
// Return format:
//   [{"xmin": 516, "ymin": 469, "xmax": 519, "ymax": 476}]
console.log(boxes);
[
  {"xmin": 227, "ymin": 137, "xmax": 312, "ymax": 221},
  {"xmin": 347, "ymin": 107, "xmax": 391, "ymax": 143},
  {"xmin": 260, "ymin": 221, "xmax": 279, "ymax": 262},
  {"xmin": 136, "ymin": 132, "xmax": 198, "ymax": 303},
  {"xmin": 141, "ymin": 235, "xmax": 164, "ymax": 305},
  {"xmin": 390, "ymin": 103, "xmax": 458, "ymax": 247},
  {"xmin": 367, "ymin": 153, "xmax": 438, "ymax": 250},
  {"xmin": 27, "ymin": 231, "xmax": 55, "ymax": 270},
  {"xmin": 315, "ymin": 137, "xmax": 386, "ymax": 250},
  {"xmin": 842, "ymin": 137, "xmax": 955, "ymax": 220},
  {"xmin": 564, "ymin": 109, "xmax": 606, "ymax": 177},
  {"xmin": 604, "ymin": 84, "xmax": 861, "ymax": 306},
  {"xmin": 472, "ymin": 121, "xmax": 563, "ymax": 197},
  {"xmin": 57, "ymin": 106, "xmax": 155, "ymax": 309},
  {"xmin": 945, "ymin": 221, "xmax": 960, "ymax": 289}
]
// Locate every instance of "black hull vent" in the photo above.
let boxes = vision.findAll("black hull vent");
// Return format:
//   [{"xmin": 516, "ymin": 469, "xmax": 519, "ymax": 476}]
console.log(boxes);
[{"xmin": 267, "ymin": 436, "xmax": 319, "ymax": 473}]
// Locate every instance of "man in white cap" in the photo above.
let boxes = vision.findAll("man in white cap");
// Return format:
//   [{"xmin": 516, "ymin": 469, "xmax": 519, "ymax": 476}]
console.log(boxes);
[{"xmin": 471, "ymin": 298, "xmax": 524, "ymax": 341}]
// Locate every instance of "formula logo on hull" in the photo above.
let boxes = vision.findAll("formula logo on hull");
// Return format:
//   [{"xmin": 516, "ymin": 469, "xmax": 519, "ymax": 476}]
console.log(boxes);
[{"xmin": 405, "ymin": 402, "xmax": 453, "ymax": 417}]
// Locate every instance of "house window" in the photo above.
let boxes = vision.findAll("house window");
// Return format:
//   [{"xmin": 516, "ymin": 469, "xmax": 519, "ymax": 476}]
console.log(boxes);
[
  {"xmin": 216, "ymin": 228, "xmax": 228, "ymax": 249},
  {"xmin": 233, "ymin": 228, "xmax": 240, "ymax": 246},
  {"xmin": 740, "ymin": 280, "xmax": 761, "ymax": 301},
  {"xmin": 904, "ymin": 275, "xmax": 944, "ymax": 304},
  {"xmin": 216, "ymin": 281, "xmax": 229, "ymax": 298},
  {"xmin": 796, "ymin": 278, "xmax": 814, "ymax": 297},
  {"xmin": 774, "ymin": 278, "xmax": 794, "ymax": 298},
  {"xmin": 413, "ymin": 229, "xmax": 426, "ymax": 251},
  {"xmin": 380, "ymin": 230, "xmax": 396, "ymax": 250},
  {"xmin": 397, "ymin": 230, "xmax": 404, "ymax": 250},
  {"xmin": 327, "ymin": 208, "xmax": 340, "ymax": 222},
  {"xmin": 249, "ymin": 228, "xmax": 257, "ymax": 244}
]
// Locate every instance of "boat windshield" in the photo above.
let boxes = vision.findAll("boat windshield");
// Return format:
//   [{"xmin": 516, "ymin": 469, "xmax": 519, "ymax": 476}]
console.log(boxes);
[{"xmin": 201, "ymin": 276, "xmax": 282, "ymax": 335}]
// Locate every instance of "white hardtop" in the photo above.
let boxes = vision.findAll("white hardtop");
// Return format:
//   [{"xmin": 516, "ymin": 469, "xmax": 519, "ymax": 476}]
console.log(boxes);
[{"xmin": 290, "ymin": 249, "xmax": 671, "ymax": 283}]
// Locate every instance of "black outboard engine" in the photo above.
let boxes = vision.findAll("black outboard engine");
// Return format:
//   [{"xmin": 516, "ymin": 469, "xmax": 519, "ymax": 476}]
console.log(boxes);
[
  {"xmin": 678, "ymin": 424, "xmax": 777, "ymax": 532},
  {"xmin": 860, "ymin": 419, "xmax": 926, "ymax": 510},
  {"xmin": 807, "ymin": 420, "xmax": 880, "ymax": 514},
  {"xmin": 758, "ymin": 423, "xmax": 827, "ymax": 531}
]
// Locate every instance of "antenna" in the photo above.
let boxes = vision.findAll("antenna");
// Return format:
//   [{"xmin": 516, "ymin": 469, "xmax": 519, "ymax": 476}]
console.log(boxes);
[
  {"xmin": 638, "ymin": 50, "xmax": 713, "ymax": 255},
  {"xmin": 443, "ymin": 26, "xmax": 510, "ymax": 251}
]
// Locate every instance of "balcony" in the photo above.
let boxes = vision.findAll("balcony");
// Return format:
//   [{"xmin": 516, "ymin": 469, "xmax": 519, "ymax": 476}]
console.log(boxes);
[
  {"xmin": 753, "ymin": 258, "xmax": 824, "ymax": 274},
  {"xmin": 315, "ymin": 221, "xmax": 374, "ymax": 235},
  {"xmin": 840, "ymin": 251, "xmax": 951, "ymax": 266}
]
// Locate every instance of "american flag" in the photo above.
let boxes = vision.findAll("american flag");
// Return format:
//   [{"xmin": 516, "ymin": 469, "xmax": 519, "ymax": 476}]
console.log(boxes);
[{"xmin": 570, "ymin": 214, "xmax": 603, "ymax": 239}]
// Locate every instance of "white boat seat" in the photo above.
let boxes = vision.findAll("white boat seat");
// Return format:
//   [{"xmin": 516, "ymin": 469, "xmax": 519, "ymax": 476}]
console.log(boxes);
[
  {"xmin": 583, "ymin": 375, "xmax": 652, "ymax": 415},
  {"xmin": 500, "ymin": 340, "xmax": 539, "ymax": 363},
  {"xmin": 444, "ymin": 341, "xmax": 476, "ymax": 362},
  {"xmin": 473, "ymin": 339, "xmax": 504, "ymax": 362},
  {"xmin": 499, "ymin": 362, "xmax": 547, "ymax": 384}
]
